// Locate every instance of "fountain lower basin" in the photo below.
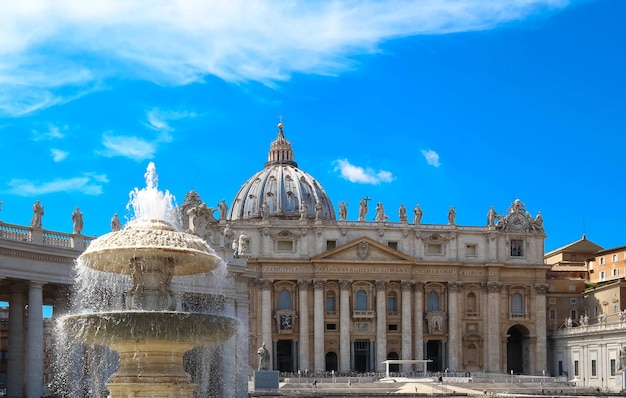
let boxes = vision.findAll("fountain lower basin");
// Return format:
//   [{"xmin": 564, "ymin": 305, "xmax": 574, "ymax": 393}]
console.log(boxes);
[{"xmin": 61, "ymin": 311, "xmax": 238, "ymax": 398}]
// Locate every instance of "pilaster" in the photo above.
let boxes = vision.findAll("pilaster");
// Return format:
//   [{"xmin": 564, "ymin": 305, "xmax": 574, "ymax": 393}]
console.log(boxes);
[
  {"xmin": 375, "ymin": 281, "xmax": 387, "ymax": 371},
  {"xmin": 414, "ymin": 282, "xmax": 424, "ymax": 362},
  {"xmin": 313, "ymin": 279, "xmax": 325, "ymax": 371},
  {"xmin": 339, "ymin": 280, "xmax": 352, "ymax": 372},
  {"xmin": 298, "ymin": 280, "xmax": 311, "ymax": 371},
  {"xmin": 401, "ymin": 281, "xmax": 413, "ymax": 372}
]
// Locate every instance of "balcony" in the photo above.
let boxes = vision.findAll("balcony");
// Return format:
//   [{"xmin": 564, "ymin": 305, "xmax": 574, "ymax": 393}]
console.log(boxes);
[{"xmin": 352, "ymin": 310, "xmax": 375, "ymax": 319}]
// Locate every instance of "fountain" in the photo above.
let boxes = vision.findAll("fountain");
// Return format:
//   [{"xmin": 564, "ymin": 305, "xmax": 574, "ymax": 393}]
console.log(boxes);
[{"xmin": 59, "ymin": 163, "xmax": 239, "ymax": 398}]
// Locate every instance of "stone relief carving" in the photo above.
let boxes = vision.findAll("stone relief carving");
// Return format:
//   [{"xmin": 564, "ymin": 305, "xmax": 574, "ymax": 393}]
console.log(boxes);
[
  {"xmin": 357, "ymin": 241, "xmax": 370, "ymax": 260},
  {"xmin": 496, "ymin": 199, "xmax": 544, "ymax": 233}
]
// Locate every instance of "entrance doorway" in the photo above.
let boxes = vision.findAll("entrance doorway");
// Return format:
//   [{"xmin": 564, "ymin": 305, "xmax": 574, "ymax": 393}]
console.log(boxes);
[
  {"xmin": 426, "ymin": 341, "xmax": 442, "ymax": 371},
  {"xmin": 387, "ymin": 352, "xmax": 400, "ymax": 372},
  {"xmin": 506, "ymin": 325, "xmax": 530, "ymax": 374},
  {"xmin": 326, "ymin": 352, "xmax": 338, "ymax": 371},
  {"xmin": 276, "ymin": 340, "xmax": 293, "ymax": 372},
  {"xmin": 354, "ymin": 340, "xmax": 371, "ymax": 372}
]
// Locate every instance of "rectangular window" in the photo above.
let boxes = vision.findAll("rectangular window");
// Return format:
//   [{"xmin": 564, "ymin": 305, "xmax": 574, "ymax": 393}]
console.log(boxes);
[
  {"xmin": 326, "ymin": 240, "xmax": 337, "ymax": 250},
  {"xmin": 388, "ymin": 324, "xmax": 398, "ymax": 331},
  {"xmin": 427, "ymin": 243, "xmax": 443, "ymax": 255},
  {"xmin": 571, "ymin": 310, "xmax": 577, "ymax": 320},
  {"xmin": 510, "ymin": 240, "xmax": 524, "ymax": 257},
  {"xmin": 600, "ymin": 271, "xmax": 606, "ymax": 281},
  {"xmin": 613, "ymin": 268, "xmax": 619, "ymax": 276},
  {"xmin": 277, "ymin": 240, "xmax": 294, "ymax": 252},
  {"xmin": 574, "ymin": 360, "xmax": 579, "ymax": 376},
  {"xmin": 613, "ymin": 254, "xmax": 618, "ymax": 262},
  {"xmin": 387, "ymin": 241, "xmax": 398, "ymax": 250},
  {"xmin": 600, "ymin": 257, "xmax": 606, "ymax": 265},
  {"xmin": 326, "ymin": 323, "xmax": 337, "ymax": 331},
  {"xmin": 466, "ymin": 244, "xmax": 477, "ymax": 257},
  {"xmin": 549, "ymin": 309, "xmax": 556, "ymax": 320},
  {"xmin": 387, "ymin": 296, "xmax": 397, "ymax": 314},
  {"xmin": 570, "ymin": 298, "xmax": 577, "ymax": 305},
  {"xmin": 549, "ymin": 298, "xmax": 557, "ymax": 304},
  {"xmin": 591, "ymin": 360, "xmax": 597, "ymax": 377},
  {"xmin": 558, "ymin": 361, "xmax": 563, "ymax": 376},
  {"xmin": 326, "ymin": 296, "xmax": 336, "ymax": 313},
  {"xmin": 611, "ymin": 359, "xmax": 616, "ymax": 376}
]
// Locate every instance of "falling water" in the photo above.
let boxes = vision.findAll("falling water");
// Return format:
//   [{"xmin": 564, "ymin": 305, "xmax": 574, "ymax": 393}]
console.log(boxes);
[{"xmin": 51, "ymin": 162, "xmax": 241, "ymax": 398}]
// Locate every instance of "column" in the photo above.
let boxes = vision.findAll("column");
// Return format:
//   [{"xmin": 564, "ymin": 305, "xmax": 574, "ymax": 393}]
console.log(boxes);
[
  {"xmin": 535, "ymin": 283, "xmax": 548, "ymax": 373},
  {"xmin": 447, "ymin": 282, "xmax": 461, "ymax": 371},
  {"xmin": 400, "ymin": 281, "xmax": 413, "ymax": 373},
  {"xmin": 375, "ymin": 281, "xmax": 387, "ymax": 372},
  {"xmin": 298, "ymin": 280, "xmax": 311, "ymax": 371},
  {"xmin": 260, "ymin": 279, "xmax": 273, "ymax": 366},
  {"xmin": 414, "ymin": 282, "xmax": 424, "ymax": 362},
  {"xmin": 26, "ymin": 281, "xmax": 45, "ymax": 398},
  {"xmin": 234, "ymin": 278, "xmax": 250, "ymax": 398},
  {"xmin": 8, "ymin": 285, "xmax": 25, "ymax": 398},
  {"xmin": 313, "ymin": 280, "xmax": 325, "ymax": 371},
  {"xmin": 339, "ymin": 280, "xmax": 352, "ymax": 372},
  {"xmin": 485, "ymin": 282, "xmax": 501, "ymax": 372}
]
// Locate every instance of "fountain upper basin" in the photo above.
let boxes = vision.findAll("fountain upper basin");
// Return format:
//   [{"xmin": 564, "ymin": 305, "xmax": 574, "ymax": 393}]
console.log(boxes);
[
  {"xmin": 61, "ymin": 311, "xmax": 238, "ymax": 347},
  {"xmin": 79, "ymin": 218, "xmax": 221, "ymax": 275}
]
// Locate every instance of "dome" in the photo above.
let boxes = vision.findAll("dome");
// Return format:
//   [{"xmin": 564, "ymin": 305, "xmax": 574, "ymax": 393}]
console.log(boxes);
[{"xmin": 229, "ymin": 122, "xmax": 336, "ymax": 221}]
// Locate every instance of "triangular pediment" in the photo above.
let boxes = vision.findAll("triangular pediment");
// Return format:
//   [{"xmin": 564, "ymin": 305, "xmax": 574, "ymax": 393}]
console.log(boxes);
[{"xmin": 312, "ymin": 236, "xmax": 415, "ymax": 263}]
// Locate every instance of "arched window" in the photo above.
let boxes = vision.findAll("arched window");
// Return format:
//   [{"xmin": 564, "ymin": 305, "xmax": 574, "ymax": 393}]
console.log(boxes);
[
  {"xmin": 466, "ymin": 292, "xmax": 477, "ymax": 315},
  {"xmin": 278, "ymin": 289, "xmax": 291, "ymax": 310},
  {"xmin": 355, "ymin": 290, "xmax": 368, "ymax": 311},
  {"xmin": 511, "ymin": 293, "xmax": 523, "ymax": 315},
  {"xmin": 427, "ymin": 291, "xmax": 439, "ymax": 312}
]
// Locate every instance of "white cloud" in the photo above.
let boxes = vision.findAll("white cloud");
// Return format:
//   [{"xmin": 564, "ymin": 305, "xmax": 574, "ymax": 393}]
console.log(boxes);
[
  {"xmin": 32, "ymin": 124, "xmax": 65, "ymax": 141},
  {"xmin": 6, "ymin": 174, "xmax": 108, "ymax": 196},
  {"xmin": 0, "ymin": 0, "xmax": 570, "ymax": 115},
  {"xmin": 421, "ymin": 149, "xmax": 441, "ymax": 167},
  {"xmin": 144, "ymin": 108, "xmax": 197, "ymax": 140},
  {"xmin": 98, "ymin": 132, "xmax": 158, "ymax": 161},
  {"xmin": 333, "ymin": 158, "xmax": 395, "ymax": 185},
  {"xmin": 50, "ymin": 148, "xmax": 69, "ymax": 162}
]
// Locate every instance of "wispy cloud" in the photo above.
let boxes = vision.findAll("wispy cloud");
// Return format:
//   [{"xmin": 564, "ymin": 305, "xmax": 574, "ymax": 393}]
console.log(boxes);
[
  {"xmin": 5, "ymin": 173, "xmax": 109, "ymax": 196},
  {"xmin": 50, "ymin": 148, "xmax": 69, "ymax": 162},
  {"xmin": 421, "ymin": 149, "xmax": 441, "ymax": 167},
  {"xmin": 32, "ymin": 124, "xmax": 65, "ymax": 141},
  {"xmin": 98, "ymin": 132, "xmax": 158, "ymax": 161},
  {"xmin": 0, "ymin": 1, "xmax": 569, "ymax": 116},
  {"xmin": 144, "ymin": 108, "xmax": 197, "ymax": 141},
  {"xmin": 333, "ymin": 158, "xmax": 395, "ymax": 185}
]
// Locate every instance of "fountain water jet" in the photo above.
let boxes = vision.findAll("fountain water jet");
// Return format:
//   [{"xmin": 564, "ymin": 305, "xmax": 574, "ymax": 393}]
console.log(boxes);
[{"xmin": 59, "ymin": 162, "xmax": 238, "ymax": 398}]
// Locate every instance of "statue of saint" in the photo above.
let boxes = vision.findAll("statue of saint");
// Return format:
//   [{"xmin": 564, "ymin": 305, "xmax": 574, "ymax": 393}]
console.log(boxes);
[
  {"xmin": 237, "ymin": 232, "xmax": 250, "ymax": 256},
  {"xmin": 299, "ymin": 201, "xmax": 308, "ymax": 221},
  {"xmin": 413, "ymin": 205, "xmax": 422, "ymax": 225},
  {"xmin": 30, "ymin": 200, "xmax": 44, "ymax": 228},
  {"xmin": 72, "ymin": 207, "xmax": 84, "ymax": 234},
  {"xmin": 358, "ymin": 197, "xmax": 368, "ymax": 222},
  {"xmin": 111, "ymin": 213, "xmax": 122, "ymax": 232},
  {"xmin": 257, "ymin": 342, "xmax": 271, "ymax": 370},
  {"xmin": 338, "ymin": 201, "xmax": 347, "ymax": 221},
  {"xmin": 447, "ymin": 206, "xmax": 456, "ymax": 225},
  {"xmin": 398, "ymin": 204, "xmax": 407, "ymax": 222},
  {"xmin": 218, "ymin": 199, "xmax": 228, "ymax": 221},
  {"xmin": 487, "ymin": 206, "xmax": 497, "ymax": 227},
  {"xmin": 261, "ymin": 201, "xmax": 269, "ymax": 220},
  {"xmin": 374, "ymin": 202, "xmax": 386, "ymax": 222}
]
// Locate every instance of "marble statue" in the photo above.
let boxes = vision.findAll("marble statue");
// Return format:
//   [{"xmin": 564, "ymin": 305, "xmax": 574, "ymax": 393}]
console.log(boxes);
[
  {"xmin": 218, "ymin": 199, "xmax": 228, "ymax": 221},
  {"xmin": 261, "ymin": 201, "xmax": 269, "ymax": 220},
  {"xmin": 315, "ymin": 202, "xmax": 322, "ymax": 220},
  {"xmin": 257, "ymin": 342, "xmax": 271, "ymax": 370},
  {"xmin": 223, "ymin": 224, "xmax": 234, "ymax": 247},
  {"xmin": 413, "ymin": 204, "xmax": 422, "ymax": 225},
  {"xmin": 448, "ymin": 206, "xmax": 456, "ymax": 225},
  {"xmin": 30, "ymin": 200, "xmax": 44, "ymax": 228},
  {"xmin": 358, "ymin": 197, "xmax": 369, "ymax": 222},
  {"xmin": 487, "ymin": 206, "xmax": 497, "ymax": 227},
  {"xmin": 398, "ymin": 204, "xmax": 407, "ymax": 222},
  {"xmin": 299, "ymin": 201, "xmax": 308, "ymax": 221},
  {"xmin": 374, "ymin": 202, "xmax": 386, "ymax": 222},
  {"xmin": 72, "ymin": 207, "xmax": 84, "ymax": 234},
  {"xmin": 338, "ymin": 201, "xmax": 347, "ymax": 221},
  {"xmin": 111, "ymin": 213, "xmax": 122, "ymax": 232}
]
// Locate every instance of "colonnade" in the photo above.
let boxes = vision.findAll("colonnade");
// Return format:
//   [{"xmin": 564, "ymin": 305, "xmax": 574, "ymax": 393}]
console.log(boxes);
[{"xmin": 6, "ymin": 281, "xmax": 50, "ymax": 398}]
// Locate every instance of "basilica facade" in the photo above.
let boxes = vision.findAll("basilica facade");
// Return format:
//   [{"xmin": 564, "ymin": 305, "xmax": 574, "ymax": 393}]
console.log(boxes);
[{"xmin": 188, "ymin": 122, "xmax": 550, "ymax": 376}]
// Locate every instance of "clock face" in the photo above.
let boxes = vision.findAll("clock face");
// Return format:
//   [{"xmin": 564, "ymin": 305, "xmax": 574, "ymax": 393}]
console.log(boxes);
[{"xmin": 509, "ymin": 213, "xmax": 526, "ymax": 229}]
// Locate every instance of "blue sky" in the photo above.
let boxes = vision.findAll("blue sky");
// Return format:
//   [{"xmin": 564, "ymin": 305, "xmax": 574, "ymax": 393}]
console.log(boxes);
[{"xmin": 0, "ymin": 0, "xmax": 624, "ymax": 252}]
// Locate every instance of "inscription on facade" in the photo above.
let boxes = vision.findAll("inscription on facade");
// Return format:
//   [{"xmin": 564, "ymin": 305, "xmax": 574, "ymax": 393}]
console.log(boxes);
[{"xmin": 317, "ymin": 266, "xmax": 410, "ymax": 274}]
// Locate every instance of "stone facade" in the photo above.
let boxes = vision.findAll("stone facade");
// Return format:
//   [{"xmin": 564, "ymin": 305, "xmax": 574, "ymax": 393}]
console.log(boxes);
[{"xmin": 195, "ymin": 124, "xmax": 550, "ymax": 375}]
